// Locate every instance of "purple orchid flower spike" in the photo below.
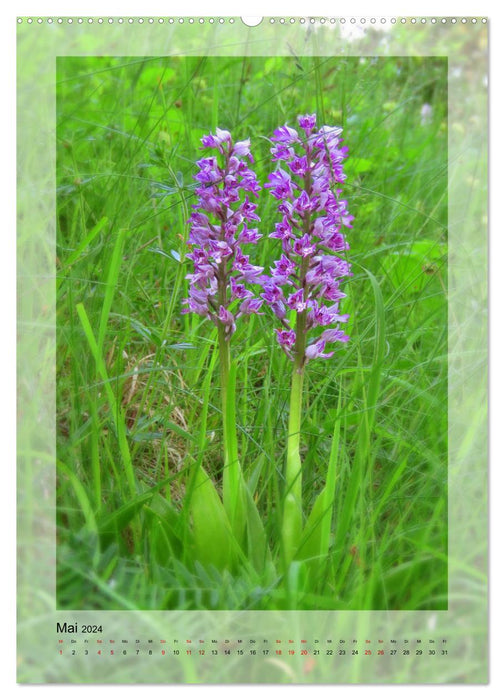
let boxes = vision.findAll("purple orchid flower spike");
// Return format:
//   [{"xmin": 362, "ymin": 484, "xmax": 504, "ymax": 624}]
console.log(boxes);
[
  {"xmin": 182, "ymin": 129, "xmax": 264, "ymax": 340},
  {"xmin": 264, "ymin": 113, "xmax": 353, "ymax": 364}
]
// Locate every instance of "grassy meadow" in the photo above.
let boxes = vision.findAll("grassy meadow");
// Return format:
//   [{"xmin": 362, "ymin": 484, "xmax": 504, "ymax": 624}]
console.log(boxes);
[{"xmin": 56, "ymin": 55, "xmax": 448, "ymax": 611}]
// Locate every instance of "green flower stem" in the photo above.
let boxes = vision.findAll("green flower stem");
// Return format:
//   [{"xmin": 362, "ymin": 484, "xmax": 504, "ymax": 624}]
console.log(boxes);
[
  {"xmin": 283, "ymin": 358, "xmax": 305, "ymax": 563},
  {"xmin": 218, "ymin": 323, "xmax": 245, "ymax": 542},
  {"xmin": 218, "ymin": 323, "xmax": 233, "ymax": 503},
  {"xmin": 282, "ymin": 277, "xmax": 309, "ymax": 564}
]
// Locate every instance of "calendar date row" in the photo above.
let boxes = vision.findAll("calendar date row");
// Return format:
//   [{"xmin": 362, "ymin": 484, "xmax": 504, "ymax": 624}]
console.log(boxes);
[{"xmin": 58, "ymin": 648, "xmax": 448, "ymax": 656}]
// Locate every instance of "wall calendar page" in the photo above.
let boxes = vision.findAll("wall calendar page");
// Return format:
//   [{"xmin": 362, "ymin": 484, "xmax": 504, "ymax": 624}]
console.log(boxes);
[{"xmin": 16, "ymin": 13, "xmax": 488, "ymax": 685}]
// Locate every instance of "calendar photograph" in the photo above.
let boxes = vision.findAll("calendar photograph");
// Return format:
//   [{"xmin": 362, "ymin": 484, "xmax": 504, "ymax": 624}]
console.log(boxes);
[
  {"xmin": 17, "ymin": 15, "xmax": 488, "ymax": 684},
  {"xmin": 55, "ymin": 52, "xmax": 448, "ymax": 614}
]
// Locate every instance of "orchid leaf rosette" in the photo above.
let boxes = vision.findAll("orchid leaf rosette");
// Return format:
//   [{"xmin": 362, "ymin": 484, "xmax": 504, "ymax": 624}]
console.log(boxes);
[
  {"xmin": 264, "ymin": 113, "xmax": 353, "ymax": 563},
  {"xmin": 182, "ymin": 128, "xmax": 265, "ymax": 550}
]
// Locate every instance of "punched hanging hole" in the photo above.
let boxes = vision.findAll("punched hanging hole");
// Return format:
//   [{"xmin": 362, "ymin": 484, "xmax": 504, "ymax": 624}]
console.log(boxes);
[{"xmin": 241, "ymin": 17, "xmax": 263, "ymax": 27}]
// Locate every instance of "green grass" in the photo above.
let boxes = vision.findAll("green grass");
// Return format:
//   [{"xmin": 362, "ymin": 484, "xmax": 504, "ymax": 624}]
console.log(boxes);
[{"xmin": 56, "ymin": 55, "xmax": 448, "ymax": 611}]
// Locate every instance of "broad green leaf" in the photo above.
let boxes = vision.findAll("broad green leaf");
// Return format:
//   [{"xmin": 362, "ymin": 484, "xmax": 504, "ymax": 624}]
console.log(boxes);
[
  {"xmin": 191, "ymin": 466, "xmax": 240, "ymax": 570},
  {"xmin": 144, "ymin": 494, "xmax": 183, "ymax": 562},
  {"xmin": 244, "ymin": 484, "xmax": 273, "ymax": 572}
]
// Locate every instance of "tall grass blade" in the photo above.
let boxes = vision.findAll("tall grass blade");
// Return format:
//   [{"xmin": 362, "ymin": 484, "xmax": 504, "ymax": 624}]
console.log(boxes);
[
  {"xmin": 97, "ymin": 227, "xmax": 127, "ymax": 353},
  {"xmin": 57, "ymin": 459, "xmax": 98, "ymax": 536},
  {"xmin": 76, "ymin": 302, "xmax": 137, "ymax": 497},
  {"xmin": 57, "ymin": 216, "xmax": 109, "ymax": 289}
]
